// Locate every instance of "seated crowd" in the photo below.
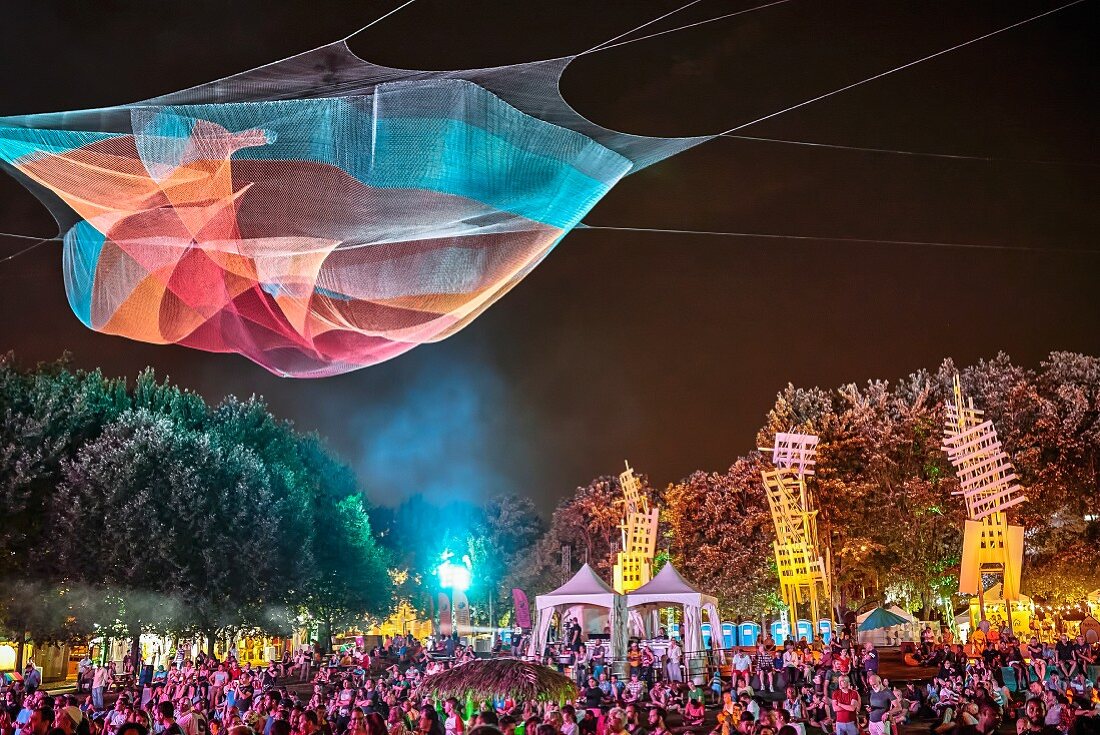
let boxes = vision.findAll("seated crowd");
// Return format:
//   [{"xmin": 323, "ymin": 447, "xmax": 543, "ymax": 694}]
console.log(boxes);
[{"xmin": 1, "ymin": 628, "xmax": 1098, "ymax": 735}]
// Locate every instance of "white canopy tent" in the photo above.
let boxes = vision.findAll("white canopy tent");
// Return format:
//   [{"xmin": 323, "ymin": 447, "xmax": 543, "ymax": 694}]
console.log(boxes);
[
  {"xmin": 856, "ymin": 604, "xmax": 919, "ymax": 645},
  {"xmin": 626, "ymin": 562, "xmax": 721, "ymax": 656},
  {"xmin": 528, "ymin": 564, "xmax": 627, "ymax": 669}
]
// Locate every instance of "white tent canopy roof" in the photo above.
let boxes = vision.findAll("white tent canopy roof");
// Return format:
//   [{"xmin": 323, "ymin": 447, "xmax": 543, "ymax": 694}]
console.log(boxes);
[
  {"xmin": 975, "ymin": 583, "xmax": 1033, "ymax": 606},
  {"xmin": 535, "ymin": 563, "xmax": 617, "ymax": 610},
  {"xmin": 627, "ymin": 562, "xmax": 718, "ymax": 608}
]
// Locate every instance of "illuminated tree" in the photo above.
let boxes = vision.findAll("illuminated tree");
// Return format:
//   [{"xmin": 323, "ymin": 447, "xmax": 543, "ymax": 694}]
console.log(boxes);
[{"xmin": 662, "ymin": 458, "xmax": 778, "ymax": 616}]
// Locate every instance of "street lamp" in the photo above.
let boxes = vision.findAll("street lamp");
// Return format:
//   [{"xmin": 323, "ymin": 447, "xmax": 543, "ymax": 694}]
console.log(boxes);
[{"xmin": 436, "ymin": 551, "xmax": 472, "ymax": 592}]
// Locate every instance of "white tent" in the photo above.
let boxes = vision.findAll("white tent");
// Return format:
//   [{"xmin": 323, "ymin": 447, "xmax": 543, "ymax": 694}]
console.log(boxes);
[
  {"xmin": 627, "ymin": 562, "xmax": 721, "ymax": 656},
  {"xmin": 528, "ymin": 564, "xmax": 627, "ymax": 668},
  {"xmin": 856, "ymin": 604, "xmax": 919, "ymax": 645}
]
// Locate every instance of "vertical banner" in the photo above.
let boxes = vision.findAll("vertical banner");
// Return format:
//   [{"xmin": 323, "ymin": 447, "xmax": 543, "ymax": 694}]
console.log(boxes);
[
  {"xmin": 438, "ymin": 593, "xmax": 452, "ymax": 637},
  {"xmin": 513, "ymin": 589, "xmax": 532, "ymax": 630},
  {"xmin": 454, "ymin": 590, "xmax": 472, "ymax": 636}
]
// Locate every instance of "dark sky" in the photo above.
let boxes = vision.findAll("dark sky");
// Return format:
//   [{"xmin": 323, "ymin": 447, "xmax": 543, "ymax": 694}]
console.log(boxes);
[{"xmin": 1, "ymin": 0, "xmax": 1096, "ymax": 513}]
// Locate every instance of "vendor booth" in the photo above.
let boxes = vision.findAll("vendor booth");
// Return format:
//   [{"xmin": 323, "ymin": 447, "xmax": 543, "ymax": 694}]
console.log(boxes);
[
  {"xmin": 529, "ymin": 564, "xmax": 627, "ymax": 673},
  {"xmin": 856, "ymin": 605, "xmax": 918, "ymax": 646},
  {"xmin": 968, "ymin": 583, "xmax": 1034, "ymax": 639},
  {"xmin": 626, "ymin": 564, "xmax": 720, "ymax": 651},
  {"xmin": 626, "ymin": 563, "xmax": 721, "ymax": 683}
]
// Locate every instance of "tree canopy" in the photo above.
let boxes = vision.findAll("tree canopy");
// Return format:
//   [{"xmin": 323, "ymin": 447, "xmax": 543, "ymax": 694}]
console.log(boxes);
[{"xmin": 0, "ymin": 354, "xmax": 393, "ymax": 657}]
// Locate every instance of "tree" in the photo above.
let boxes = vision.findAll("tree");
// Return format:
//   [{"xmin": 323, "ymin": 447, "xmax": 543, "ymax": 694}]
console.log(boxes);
[
  {"xmin": 464, "ymin": 493, "xmax": 545, "ymax": 624},
  {"xmin": 662, "ymin": 459, "xmax": 778, "ymax": 617},
  {"xmin": 53, "ymin": 409, "xmax": 282, "ymax": 660},
  {"xmin": 298, "ymin": 442, "xmax": 393, "ymax": 650}
]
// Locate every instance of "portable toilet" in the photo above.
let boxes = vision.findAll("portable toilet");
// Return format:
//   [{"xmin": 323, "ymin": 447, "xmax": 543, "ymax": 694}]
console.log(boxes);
[
  {"xmin": 796, "ymin": 619, "xmax": 814, "ymax": 642},
  {"xmin": 817, "ymin": 619, "xmax": 833, "ymax": 644},
  {"xmin": 669, "ymin": 623, "xmax": 681, "ymax": 641},
  {"xmin": 721, "ymin": 622, "xmax": 736, "ymax": 649},
  {"xmin": 770, "ymin": 619, "xmax": 790, "ymax": 641},
  {"xmin": 701, "ymin": 622, "xmax": 712, "ymax": 649},
  {"xmin": 738, "ymin": 621, "xmax": 761, "ymax": 647}
]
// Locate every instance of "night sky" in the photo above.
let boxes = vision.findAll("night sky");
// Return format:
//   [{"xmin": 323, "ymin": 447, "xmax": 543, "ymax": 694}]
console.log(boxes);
[{"xmin": 1, "ymin": 0, "xmax": 1096, "ymax": 512}]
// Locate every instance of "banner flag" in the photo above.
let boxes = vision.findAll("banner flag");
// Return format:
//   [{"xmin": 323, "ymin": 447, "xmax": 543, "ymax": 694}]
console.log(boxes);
[
  {"xmin": 513, "ymin": 588, "xmax": 532, "ymax": 629},
  {"xmin": 438, "ymin": 593, "xmax": 452, "ymax": 637},
  {"xmin": 453, "ymin": 590, "xmax": 472, "ymax": 635}
]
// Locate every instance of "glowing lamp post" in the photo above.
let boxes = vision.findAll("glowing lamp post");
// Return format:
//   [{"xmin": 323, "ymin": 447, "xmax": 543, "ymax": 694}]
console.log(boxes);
[
  {"xmin": 437, "ymin": 552, "xmax": 473, "ymax": 592},
  {"xmin": 437, "ymin": 551, "xmax": 474, "ymax": 640}
]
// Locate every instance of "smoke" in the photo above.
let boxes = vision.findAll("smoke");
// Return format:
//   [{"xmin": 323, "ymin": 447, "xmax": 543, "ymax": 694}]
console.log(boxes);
[{"xmin": 335, "ymin": 343, "xmax": 534, "ymax": 508}]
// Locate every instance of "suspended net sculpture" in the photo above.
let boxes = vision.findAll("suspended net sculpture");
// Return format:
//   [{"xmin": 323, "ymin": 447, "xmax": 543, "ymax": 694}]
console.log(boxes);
[{"xmin": 0, "ymin": 40, "xmax": 707, "ymax": 377}]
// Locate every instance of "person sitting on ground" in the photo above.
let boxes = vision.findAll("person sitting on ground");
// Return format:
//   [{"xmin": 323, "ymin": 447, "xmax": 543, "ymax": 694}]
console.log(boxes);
[{"xmin": 683, "ymin": 697, "xmax": 705, "ymax": 728}]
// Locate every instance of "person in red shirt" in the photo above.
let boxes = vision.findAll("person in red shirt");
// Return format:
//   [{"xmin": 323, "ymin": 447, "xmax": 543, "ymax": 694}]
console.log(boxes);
[{"xmin": 831, "ymin": 676, "xmax": 860, "ymax": 735}]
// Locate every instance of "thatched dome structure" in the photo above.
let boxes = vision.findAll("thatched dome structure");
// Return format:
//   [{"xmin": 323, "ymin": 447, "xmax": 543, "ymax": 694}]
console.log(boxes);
[{"xmin": 418, "ymin": 658, "xmax": 577, "ymax": 703}]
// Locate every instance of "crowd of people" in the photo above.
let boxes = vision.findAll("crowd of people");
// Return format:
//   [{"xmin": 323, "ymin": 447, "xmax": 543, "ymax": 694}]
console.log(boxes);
[{"xmin": 2, "ymin": 627, "xmax": 1099, "ymax": 735}]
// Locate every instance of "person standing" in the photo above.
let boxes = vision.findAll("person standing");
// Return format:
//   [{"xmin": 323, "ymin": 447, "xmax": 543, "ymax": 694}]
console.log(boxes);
[
  {"xmin": 665, "ymin": 639, "xmax": 683, "ymax": 684},
  {"xmin": 861, "ymin": 643, "xmax": 879, "ymax": 693},
  {"xmin": 866, "ymin": 675, "xmax": 892, "ymax": 735},
  {"xmin": 23, "ymin": 665, "xmax": 41, "ymax": 697},
  {"xmin": 830, "ymin": 676, "xmax": 859, "ymax": 735},
  {"xmin": 92, "ymin": 665, "xmax": 110, "ymax": 712}
]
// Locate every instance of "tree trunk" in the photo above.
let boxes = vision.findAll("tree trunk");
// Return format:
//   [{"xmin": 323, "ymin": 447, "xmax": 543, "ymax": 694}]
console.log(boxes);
[
  {"xmin": 207, "ymin": 630, "xmax": 216, "ymax": 659},
  {"xmin": 15, "ymin": 629, "xmax": 26, "ymax": 671},
  {"xmin": 130, "ymin": 631, "xmax": 141, "ymax": 672},
  {"xmin": 920, "ymin": 588, "xmax": 933, "ymax": 621}
]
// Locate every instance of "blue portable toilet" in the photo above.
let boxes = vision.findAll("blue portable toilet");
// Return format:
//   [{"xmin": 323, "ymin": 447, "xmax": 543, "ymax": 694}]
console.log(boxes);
[
  {"xmin": 770, "ymin": 619, "xmax": 790, "ymax": 641},
  {"xmin": 817, "ymin": 619, "xmax": 833, "ymax": 644},
  {"xmin": 669, "ymin": 623, "xmax": 681, "ymax": 640},
  {"xmin": 738, "ymin": 622, "xmax": 760, "ymax": 647},
  {"xmin": 701, "ymin": 622, "xmax": 712, "ymax": 649},
  {"xmin": 721, "ymin": 622, "xmax": 736, "ymax": 649},
  {"xmin": 796, "ymin": 619, "xmax": 814, "ymax": 642}
]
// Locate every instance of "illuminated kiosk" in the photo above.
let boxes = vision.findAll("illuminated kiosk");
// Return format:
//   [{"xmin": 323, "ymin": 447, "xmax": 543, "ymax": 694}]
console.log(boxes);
[
  {"xmin": 942, "ymin": 375, "xmax": 1027, "ymax": 623},
  {"xmin": 626, "ymin": 562, "xmax": 721, "ymax": 683},
  {"xmin": 966, "ymin": 583, "xmax": 1033, "ymax": 639},
  {"xmin": 529, "ymin": 564, "xmax": 628, "ymax": 674}
]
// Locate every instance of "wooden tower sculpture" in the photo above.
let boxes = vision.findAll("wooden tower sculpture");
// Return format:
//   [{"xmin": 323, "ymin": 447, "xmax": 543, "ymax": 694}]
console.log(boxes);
[
  {"xmin": 941, "ymin": 374, "xmax": 1026, "ymax": 621},
  {"xmin": 612, "ymin": 461, "xmax": 660, "ymax": 594},
  {"xmin": 761, "ymin": 432, "xmax": 831, "ymax": 636}
]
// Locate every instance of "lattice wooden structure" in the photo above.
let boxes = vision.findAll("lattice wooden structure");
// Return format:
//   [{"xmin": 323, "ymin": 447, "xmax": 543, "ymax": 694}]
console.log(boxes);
[
  {"xmin": 942, "ymin": 374, "xmax": 1026, "ymax": 604},
  {"xmin": 613, "ymin": 461, "xmax": 659, "ymax": 594},
  {"xmin": 761, "ymin": 433, "xmax": 831, "ymax": 635}
]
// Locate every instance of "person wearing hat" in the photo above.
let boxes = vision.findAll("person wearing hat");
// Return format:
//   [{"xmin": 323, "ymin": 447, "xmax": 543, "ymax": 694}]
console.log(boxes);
[{"xmin": 51, "ymin": 707, "xmax": 83, "ymax": 735}]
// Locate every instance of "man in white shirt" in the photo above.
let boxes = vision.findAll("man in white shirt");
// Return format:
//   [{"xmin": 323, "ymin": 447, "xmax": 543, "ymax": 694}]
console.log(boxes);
[
  {"xmin": 78, "ymin": 656, "xmax": 94, "ymax": 692},
  {"xmin": 731, "ymin": 649, "xmax": 753, "ymax": 688},
  {"xmin": 92, "ymin": 665, "xmax": 110, "ymax": 711}
]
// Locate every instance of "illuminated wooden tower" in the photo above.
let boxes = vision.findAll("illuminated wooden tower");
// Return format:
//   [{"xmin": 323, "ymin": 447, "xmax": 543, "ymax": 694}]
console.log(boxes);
[
  {"xmin": 761, "ymin": 432, "xmax": 831, "ymax": 635},
  {"xmin": 941, "ymin": 374, "xmax": 1026, "ymax": 621},
  {"xmin": 612, "ymin": 461, "xmax": 659, "ymax": 594}
]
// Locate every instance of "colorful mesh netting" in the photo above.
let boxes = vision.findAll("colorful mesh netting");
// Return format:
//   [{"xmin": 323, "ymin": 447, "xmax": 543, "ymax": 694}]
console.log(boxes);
[{"xmin": 0, "ymin": 42, "xmax": 706, "ymax": 376}]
